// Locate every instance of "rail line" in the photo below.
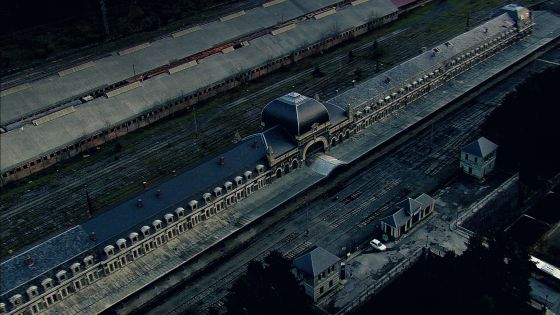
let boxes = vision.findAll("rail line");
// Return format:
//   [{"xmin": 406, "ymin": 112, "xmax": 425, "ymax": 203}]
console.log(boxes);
[{"xmin": 0, "ymin": 1, "xmax": 515, "ymax": 257}]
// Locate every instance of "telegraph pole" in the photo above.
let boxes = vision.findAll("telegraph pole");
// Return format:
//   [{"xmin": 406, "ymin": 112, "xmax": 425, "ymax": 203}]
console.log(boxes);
[
  {"xmin": 100, "ymin": 0, "xmax": 110, "ymax": 37},
  {"xmin": 85, "ymin": 186, "xmax": 94, "ymax": 217}
]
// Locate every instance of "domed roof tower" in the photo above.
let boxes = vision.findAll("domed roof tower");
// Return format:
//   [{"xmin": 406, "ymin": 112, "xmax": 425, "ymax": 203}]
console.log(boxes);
[{"xmin": 261, "ymin": 92, "xmax": 330, "ymax": 137}]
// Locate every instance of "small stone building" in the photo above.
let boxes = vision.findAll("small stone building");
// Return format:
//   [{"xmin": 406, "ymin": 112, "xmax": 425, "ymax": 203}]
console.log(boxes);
[
  {"xmin": 292, "ymin": 247, "xmax": 341, "ymax": 301},
  {"xmin": 460, "ymin": 136, "xmax": 498, "ymax": 179},
  {"xmin": 380, "ymin": 193, "xmax": 435, "ymax": 239}
]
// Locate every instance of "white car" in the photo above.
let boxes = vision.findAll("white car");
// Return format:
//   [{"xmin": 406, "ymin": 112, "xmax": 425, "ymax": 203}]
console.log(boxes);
[{"xmin": 370, "ymin": 239, "xmax": 387, "ymax": 251}]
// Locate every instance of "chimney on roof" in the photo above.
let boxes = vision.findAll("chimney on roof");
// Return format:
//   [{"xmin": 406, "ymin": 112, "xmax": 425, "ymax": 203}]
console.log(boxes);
[
  {"xmin": 219, "ymin": 156, "xmax": 225, "ymax": 166},
  {"xmin": 142, "ymin": 181, "xmax": 148, "ymax": 191},
  {"xmin": 25, "ymin": 256, "xmax": 34, "ymax": 267},
  {"xmin": 90, "ymin": 232, "xmax": 97, "ymax": 241},
  {"xmin": 156, "ymin": 189, "xmax": 161, "ymax": 198},
  {"xmin": 137, "ymin": 199, "xmax": 143, "ymax": 208}
]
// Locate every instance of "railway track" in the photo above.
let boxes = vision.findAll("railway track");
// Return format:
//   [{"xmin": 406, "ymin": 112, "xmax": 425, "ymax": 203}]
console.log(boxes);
[
  {"xmin": 139, "ymin": 42, "xmax": 560, "ymax": 313},
  {"xmin": 144, "ymin": 74, "xmax": 522, "ymax": 314},
  {"xmin": 0, "ymin": 0, "xmax": 526, "ymax": 256}
]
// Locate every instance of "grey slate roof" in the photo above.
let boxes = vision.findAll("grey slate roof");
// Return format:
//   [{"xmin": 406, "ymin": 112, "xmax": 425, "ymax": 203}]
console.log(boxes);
[
  {"xmin": 415, "ymin": 193, "xmax": 434, "ymax": 207},
  {"xmin": 0, "ymin": 135, "xmax": 268, "ymax": 297},
  {"xmin": 326, "ymin": 12, "xmax": 517, "ymax": 111},
  {"xmin": 462, "ymin": 136, "xmax": 498, "ymax": 157},
  {"xmin": 262, "ymin": 92, "xmax": 330, "ymax": 136},
  {"xmin": 380, "ymin": 208, "xmax": 409, "ymax": 229},
  {"xmin": 381, "ymin": 193, "xmax": 434, "ymax": 228},
  {"xmin": 261, "ymin": 125, "xmax": 298, "ymax": 156},
  {"xmin": 293, "ymin": 246, "xmax": 340, "ymax": 276},
  {"xmin": 1, "ymin": 0, "xmax": 399, "ymax": 173},
  {"xmin": 396, "ymin": 197, "xmax": 423, "ymax": 215}
]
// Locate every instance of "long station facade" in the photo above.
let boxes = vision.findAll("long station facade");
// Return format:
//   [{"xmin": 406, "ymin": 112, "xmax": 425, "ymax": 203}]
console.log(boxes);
[{"xmin": 0, "ymin": 4, "xmax": 534, "ymax": 314}]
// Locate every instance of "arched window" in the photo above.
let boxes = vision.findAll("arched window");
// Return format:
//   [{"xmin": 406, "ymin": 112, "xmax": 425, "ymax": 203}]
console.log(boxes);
[
  {"xmin": 26, "ymin": 286, "xmax": 39, "ymax": 299},
  {"xmin": 153, "ymin": 220, "xmax": 162, "ymax": 230},
  {"xmin": 116, "ymin": 239, "xmax": 127, "ymax": 250},
  {"xmin": 141, "ymin": 226, "xmax": 151, "ymax": 236},
  {"xmin": 188, "ymin": 200, "xmax": 198, "ymax": 211},
  {"xmin": 164, "ymin": 213, "xmax": 174, "ymax": 224},
  {"xmin": 56, "ymin": 270, "xmax": 67, "ymax": 282},
  {"xmin": 104, "ymin": 245, "xmax": 115, "ymax": 257},
  {"xmin": 214, "ymin": 187, "xmax": 223, "ymax": 197},
  {"xmin": 175, "ymin": 207, "xmax": 185, "ymax": 217},
  {"xmin": 244, "ymin": 171, "xmax": 252, "ymax": 180},
  {"xmin": 129, "ymin": 232, "xmax": 139, "ymax": 243},
  {"xmin": 83, "ymin": 255, "xmax": 94, "ymax": 267},
  {"xmin": 41, "ymin": 278, "xmax": 53, "ymax": 291}
]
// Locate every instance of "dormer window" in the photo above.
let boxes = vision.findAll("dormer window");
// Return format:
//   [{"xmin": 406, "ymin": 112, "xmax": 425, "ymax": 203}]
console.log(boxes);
[
  {"xmin": 244, "ymin": 171, "xmax": 252, "ymax": 180},
  {"xmin": 104, "ymin": 245, "xmax": 115, "ymax": 257},
  {"xmin": 129, "ymin": 232, "xmax": 139, "ymax": 243},
  {"xmin": 26, "ymin": 285, "xmax": 39, "ymax": 298},
  {"xmin": 164, "ymin": 213, "xmax": 174, "ymax": 224},
  {"xmin": 256, "ymin": 164, "xmax": 265, "ymax": 175},
  {"xmin": 56, "ymin": 270, "xmax": 67, "ymax": 282},
  {"xmin": 83, "ymin": 255, "xmax": 94, "ymax": 267},
  {"xmin": 9, "ymin": 294, "xmax": 22, "ymax": 307},
  {"xmin": 0, "ymin": 302, "xmax": 6, "ymax": 313},
  {"xmin": 203, "ymin": 193, "xmax": 212, "ymax": 203},
  {"xmin": 188, "ymin": 200, "xmax": 198, "ymax": 211},
  {"xmin": 213, "ymin": 187, "xmax": 222, "ymax": 197},
  {"xmin": 224, "ymin": 181, "xmax": 233, "ymax": 191},
  {"xmin": 116, "ymin": 239, "xmax": 127, "ymax": 250},
  {"xmin": 41, "ymin": 278, "xmax": 53, "ymax": 290},
  {"xmin": 141, "ymin": 226, "xmax": 151, "ymax": 236},
  {"xmin": 175, "ymin": 207, "xmax": 185, "ymax": 217},
  {"xmin": 153, "ymin": 219, "xmax": 162, "ymax": 230},
  {"xmin": 70, "ymin": 262, "xmax": 81, "ymax": 274},
  {"xmin": 235, "ymin": 176, "xmax": 243, "ymax": 186}
]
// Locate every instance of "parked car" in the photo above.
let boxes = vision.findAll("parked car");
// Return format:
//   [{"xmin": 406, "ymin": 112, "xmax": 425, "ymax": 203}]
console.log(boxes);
[{"xmin": 370, "ymin": 239, "xmax": 387, "ymax": 251}]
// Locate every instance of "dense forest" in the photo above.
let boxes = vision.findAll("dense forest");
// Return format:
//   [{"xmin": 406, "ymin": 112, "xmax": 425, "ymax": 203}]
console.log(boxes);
[{"xmin": 480, "ymin": 66, "xmax": 560, "ymax": 188}]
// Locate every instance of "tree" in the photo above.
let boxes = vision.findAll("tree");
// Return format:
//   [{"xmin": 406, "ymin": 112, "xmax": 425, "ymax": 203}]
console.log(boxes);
[{"xmin": 224, "ymin": 251, "xmax": 317, "ymax": 315}]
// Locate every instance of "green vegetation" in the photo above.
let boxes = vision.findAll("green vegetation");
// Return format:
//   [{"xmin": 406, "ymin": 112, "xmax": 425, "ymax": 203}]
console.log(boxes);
[
  {"xmin": 221, "ymin": 251, "xmax": 318, "ymax": 315},
  {"xmin": 353, "ymin": 236, "xmax": 537, "ymax": 315},
  {"xmin": 480, "ymin": 67, "xmax": 560, "ymax": 188}
]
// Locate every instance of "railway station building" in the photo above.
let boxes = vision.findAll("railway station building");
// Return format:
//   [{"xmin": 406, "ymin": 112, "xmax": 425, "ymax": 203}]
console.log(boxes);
[
  {"xmin": 0, "ymin": 4, "xmax": 539, "ymax": 313},
  {"xmin": 380, "ymin": 193, "xmax": 435, "ymax": 239}
]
